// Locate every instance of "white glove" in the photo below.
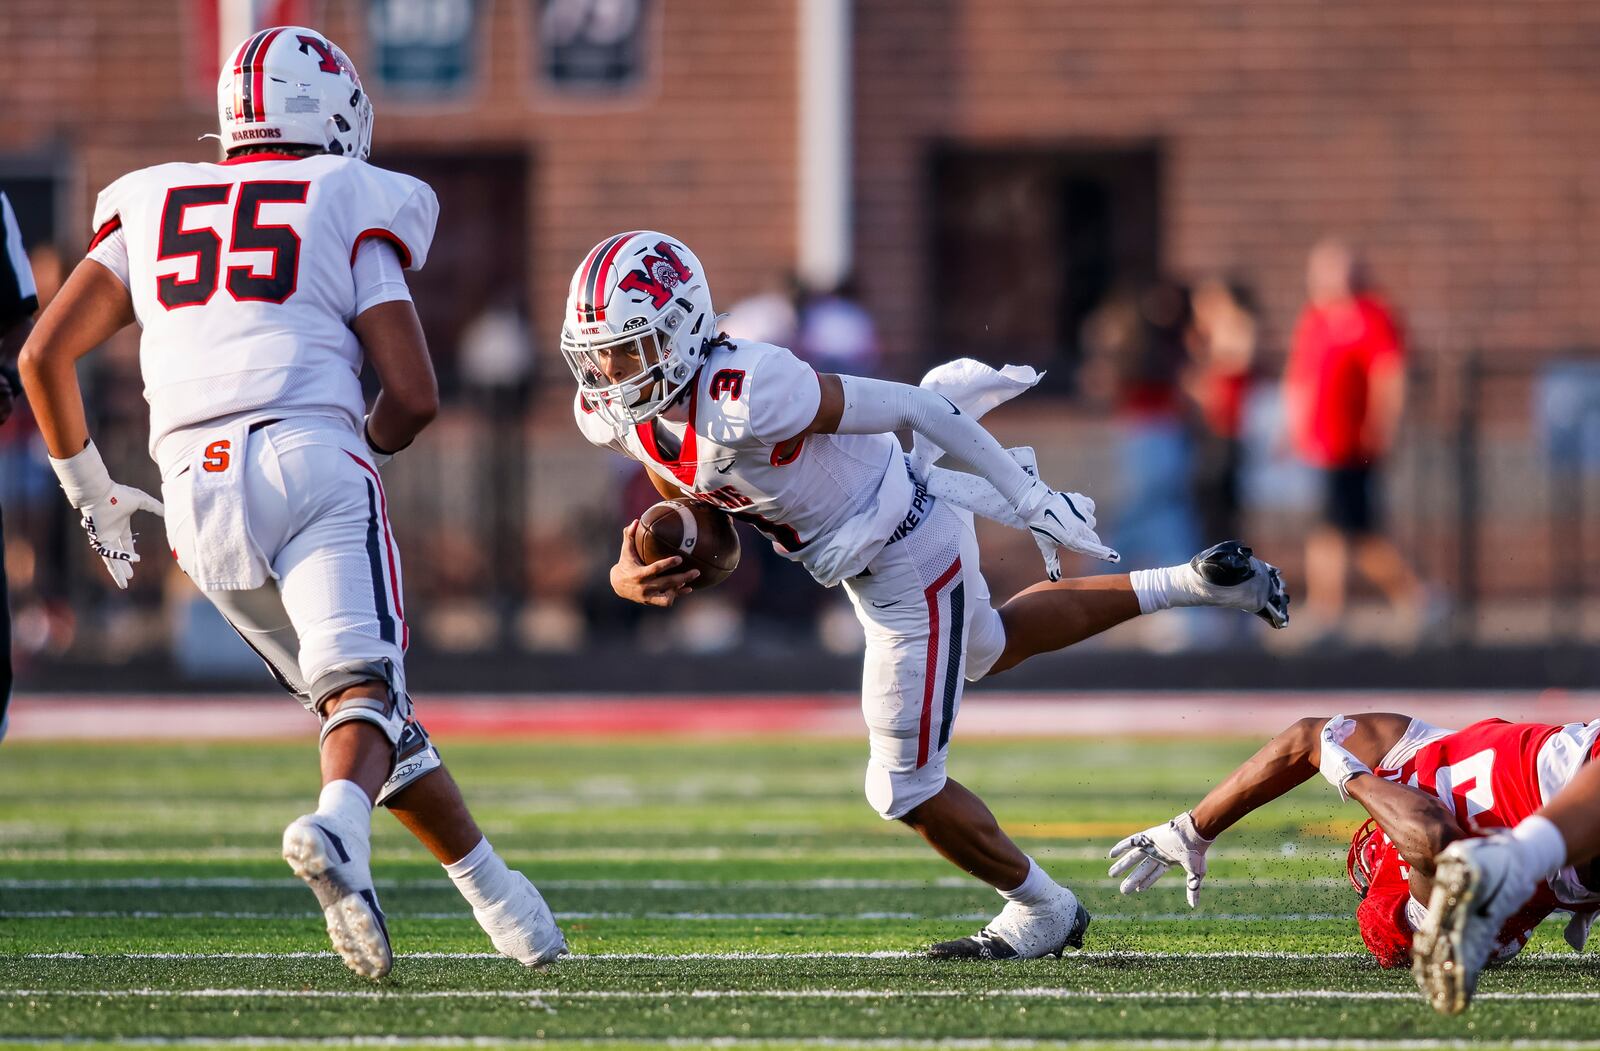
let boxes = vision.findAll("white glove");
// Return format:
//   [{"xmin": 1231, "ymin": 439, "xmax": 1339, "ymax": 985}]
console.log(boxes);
[
  {"xmin": 1015, "ymin": 481, "xmax": 1120, "ymax": 580},
  {"xmin": 48, "ymin": 441, "xmax": 165, "ymax": 590},
  {"xmin": 1107, "ymin": 810, "xmax": 1213, "ymax": 908},
  {"xmin": 1318, "ymin": 715, "xmax": 1372, "ymax": 801}
]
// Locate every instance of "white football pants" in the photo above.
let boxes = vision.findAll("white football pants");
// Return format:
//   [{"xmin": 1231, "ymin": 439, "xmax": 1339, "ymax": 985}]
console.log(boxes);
[{"xmin": 844, "ymin": 496, "xmax": 1006, "ymax": 820}]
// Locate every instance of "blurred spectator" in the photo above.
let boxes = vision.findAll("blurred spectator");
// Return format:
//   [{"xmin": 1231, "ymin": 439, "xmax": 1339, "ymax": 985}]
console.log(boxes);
[
  {"xmin": 1284, "ymin": 239, "xmax": 1426, "ymax": 632},
  {"xmin": 460, "ymin": 288, "xmax": 536, "ymax": 635},
  {"xmin": 1185, "ymin": 278, "xmax": 1259, "ymax": 543},
  {"xmin": 1080, "ymin": 280, "xmax": 1199, "ymax": 573},
  {"xmin": 461, "ymin": 288, "xmax": 536, "ymax": 400},
  {"xmin": 795, "ymin": 277, "xmax": 879, "ymax": 376},
  {"xmin": 722, "ymin": 278, "xmax": 801, "ymax": 348}
]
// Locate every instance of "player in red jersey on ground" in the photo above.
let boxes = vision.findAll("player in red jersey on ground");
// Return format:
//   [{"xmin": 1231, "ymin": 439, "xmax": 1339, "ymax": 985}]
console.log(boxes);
[{"xmin": 1108, "ymin": 713, "xmax": 1600, "ymax": 968}]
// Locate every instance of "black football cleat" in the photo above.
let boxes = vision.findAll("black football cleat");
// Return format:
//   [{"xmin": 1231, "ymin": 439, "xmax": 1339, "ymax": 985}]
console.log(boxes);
[{"xmin": 1190, "ymin": 540, "xmax": 1290, "ymax": 629}]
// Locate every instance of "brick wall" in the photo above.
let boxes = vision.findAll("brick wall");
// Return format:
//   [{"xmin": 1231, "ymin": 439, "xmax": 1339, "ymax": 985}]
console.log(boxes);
[
  {"xmin": 4, "ymin": 0, "xmax": 1597, "ymax": 369},
  {"xmin": 0, "ymin": 0, "xmax": 798, "ymax": 349},
  {"xmin": 858, "ymin": 0, "xmax": 1600, "ymax": 366}
]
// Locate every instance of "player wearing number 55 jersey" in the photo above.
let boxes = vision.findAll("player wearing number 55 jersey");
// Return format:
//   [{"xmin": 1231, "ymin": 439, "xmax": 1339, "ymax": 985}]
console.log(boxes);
[
  {"xmin": 566, "ymin": 230, "xmax": 1291, "ymax": 959},
  {"xmin": 20, "ymin": 26, "xmax": 564, "ymax": 978}
]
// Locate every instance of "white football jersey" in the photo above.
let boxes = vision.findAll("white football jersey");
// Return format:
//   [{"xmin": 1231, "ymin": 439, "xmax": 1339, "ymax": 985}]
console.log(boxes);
[
  {"xmin": 576, "ymin": 339, "xmax": 914, "ymax": 586},
  {"xmin": 88, "ymin": 152, "xmax": 437, "ymax": 475}
]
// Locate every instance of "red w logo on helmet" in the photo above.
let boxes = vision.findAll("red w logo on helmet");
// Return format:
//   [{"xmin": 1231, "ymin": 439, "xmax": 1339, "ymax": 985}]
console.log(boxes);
[{"xmin": 619, "ymin": 242, "xmax": 694, "ymax": 309}]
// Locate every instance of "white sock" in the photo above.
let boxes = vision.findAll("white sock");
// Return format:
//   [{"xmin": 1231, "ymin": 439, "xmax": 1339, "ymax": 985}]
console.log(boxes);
[
  {"xmin": 444, "ymin": 837, "xmax": 517, "ymax": 910},
  {"xmin": 1129, "ymin": 565, "xmax": 1184, "ymax": 614},
  {"xmin": 316, "ymin": 779, "xmax": 374, "ymax": 832},
  {"xmin": 998, "ymin": 857, "xmax": 1064, "ymax": 908},
  {"xmin": 1510, "ymin": 816, "xmax": 1569, "ymax": 880}
]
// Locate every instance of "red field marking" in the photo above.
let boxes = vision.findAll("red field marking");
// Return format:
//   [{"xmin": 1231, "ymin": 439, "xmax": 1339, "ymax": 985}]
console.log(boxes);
[{"xmin": 6, "ymin": 690, "xmax": 1597, "ymax": 742}]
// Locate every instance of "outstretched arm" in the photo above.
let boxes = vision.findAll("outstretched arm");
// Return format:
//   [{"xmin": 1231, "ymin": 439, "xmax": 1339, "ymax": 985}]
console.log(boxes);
[
  {"xmin": 1108, "ymin": 712, "xmax": 1412, "ymax": 907},
  {"xmin": 1191, "ymin": 712, "xmax": 1413, "ymax": 839},
  {"xmin": 806, "ymin": 372, "xmax": 1117, "ymax": 574}
]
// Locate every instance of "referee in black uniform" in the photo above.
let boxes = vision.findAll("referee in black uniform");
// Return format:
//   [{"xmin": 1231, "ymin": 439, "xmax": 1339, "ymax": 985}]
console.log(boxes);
[{"xmin": 0, "ymin": 191, "xmax": 40, "ymax": 742}]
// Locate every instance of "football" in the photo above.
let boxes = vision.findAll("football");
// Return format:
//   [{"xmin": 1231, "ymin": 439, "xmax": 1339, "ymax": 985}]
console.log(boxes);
[{"xmin": 636, "ymin": 498, "xmax": 741, "ymax": 590}]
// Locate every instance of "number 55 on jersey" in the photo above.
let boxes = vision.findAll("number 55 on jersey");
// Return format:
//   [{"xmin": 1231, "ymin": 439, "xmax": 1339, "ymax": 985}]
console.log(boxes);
[{"xmin": 86, "ymin": 150, "xmax": 435, "ymax": 477}]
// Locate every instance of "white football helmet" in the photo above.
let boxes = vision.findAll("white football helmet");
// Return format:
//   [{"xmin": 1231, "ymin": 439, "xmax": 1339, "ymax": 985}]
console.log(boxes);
[
  {"xmin": 561, "ymin": 231, "xmax": 715, "ymax": 429},
  {"xmin": 216, "ymin": 27, "xmax": 373, "ymax": 159}
]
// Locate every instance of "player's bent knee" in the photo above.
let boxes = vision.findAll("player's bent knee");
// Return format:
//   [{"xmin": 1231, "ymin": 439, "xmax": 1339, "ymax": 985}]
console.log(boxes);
[{"xmin": 865, "ymin": 757, "xmax": 948, "ymax": 821}]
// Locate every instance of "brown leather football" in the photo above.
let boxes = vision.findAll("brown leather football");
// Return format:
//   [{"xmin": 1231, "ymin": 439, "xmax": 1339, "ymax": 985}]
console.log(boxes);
[{"xmin": 636, "ymin": 498, "xmax": 741, "ymax": 590}]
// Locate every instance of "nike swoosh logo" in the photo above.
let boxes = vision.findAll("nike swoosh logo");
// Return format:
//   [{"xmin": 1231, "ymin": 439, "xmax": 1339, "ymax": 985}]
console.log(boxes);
[
  {"xmin": 714, "ymin": 459, "xmax": 736, "ymax": 474},
  {"xmin": 870, "ymin": 600, "xmax": 899, "ymax": 608},
  {"xmin": 941, "ymin": 396, "xmax": 961, "ymax": 415}
]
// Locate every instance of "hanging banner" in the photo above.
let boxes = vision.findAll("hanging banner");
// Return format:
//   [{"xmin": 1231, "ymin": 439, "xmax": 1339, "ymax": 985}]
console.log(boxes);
[
  {"xmin": 536, "ymin": 0, "xmax": 653, "ymax": 95},
  {"xmin": 368, "ymin": 0, "xmax": 480, "ymax": 97}
]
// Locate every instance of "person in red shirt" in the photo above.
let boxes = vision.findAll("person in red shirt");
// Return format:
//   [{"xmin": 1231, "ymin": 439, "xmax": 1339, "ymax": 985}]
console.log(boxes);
[
  {"xmin": 1283, "ymin": 239, "xmax": 1424, "ymax": 631},
  {"xmin": 1107, "ymin": 712, "xmax": 1600, "ymax": 969}
]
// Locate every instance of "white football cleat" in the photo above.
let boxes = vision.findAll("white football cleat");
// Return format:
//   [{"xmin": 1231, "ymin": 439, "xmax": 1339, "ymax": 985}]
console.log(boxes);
[
  {"xmin": 282, "ymin": 814, "xmax": 392, "ymax": 979},
  {"xmin": 1413, "ymin": 834, "xmax": 1539, "ymax": 1015},
  {"xmin": 928, "ymin": 887, "xmax": 1090, "ymax": 960},
  {"xmin": 1186, "ymin": 541, "xmax": 1290, "ymax": 628},
  {"xmin": 473, "ymin": 871, "xmax": 568, "ymax": 967}
]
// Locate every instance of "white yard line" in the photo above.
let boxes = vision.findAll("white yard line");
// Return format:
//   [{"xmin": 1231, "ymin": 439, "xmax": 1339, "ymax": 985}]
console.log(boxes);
[
  {"xmin": 12, "ymin": 949, "xmax": 1479, "ymax": 962},
  {"xmin": 0, "ymin": 847, "xmax": 1341, "ymax": 863},
  {"xmin": 0, "ymin": 910, "xmax": 1349, "ymax": 922},
  {"xmin": 0, "ymin": 876, "xmax": 1347, "ymax": 890},
  {"xmin": 2, "ymin": 986, "xmax": 1599, "ymax": 1004}
]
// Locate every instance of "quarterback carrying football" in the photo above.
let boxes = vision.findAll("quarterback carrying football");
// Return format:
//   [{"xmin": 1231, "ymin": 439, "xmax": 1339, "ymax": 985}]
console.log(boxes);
[
  {"xmin": 1109, "ymin": 712, "xmax": 1600, "ymax": 971},
  {"xmin": 565, "ymin": 230, "xmax": 1291, "ymax": 959},
  {"xmin": 20, "ymin": 27, "xmax": 564, "ymax": 977}
]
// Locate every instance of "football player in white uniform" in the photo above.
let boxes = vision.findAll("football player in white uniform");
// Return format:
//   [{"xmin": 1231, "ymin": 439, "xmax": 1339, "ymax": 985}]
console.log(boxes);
[
  {"xmin": 565, "ymin": 231, "xmax": 1291, "ymax": 959},
  {"xmin": 20, "ymin": 27, "xmax": 564, "ymax": 978}
]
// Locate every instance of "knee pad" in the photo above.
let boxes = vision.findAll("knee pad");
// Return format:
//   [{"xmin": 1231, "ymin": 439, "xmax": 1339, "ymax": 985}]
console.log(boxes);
[
  {"xmin": 864, "ymin": 755, "xmax": 948, "ymax": 821},
  {"xmin": 316, "ymin": 659, "xmax": 403, "ymax": 747},
  {"xmin": 375, "ymin": 716, "xmax": 443, "ymax": 808}
]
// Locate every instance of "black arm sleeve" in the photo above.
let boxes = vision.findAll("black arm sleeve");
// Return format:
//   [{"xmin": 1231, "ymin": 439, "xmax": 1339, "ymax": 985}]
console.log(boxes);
[{"xmin": 0, "ymin": 192, "xmax": 39, "ymax": 335}]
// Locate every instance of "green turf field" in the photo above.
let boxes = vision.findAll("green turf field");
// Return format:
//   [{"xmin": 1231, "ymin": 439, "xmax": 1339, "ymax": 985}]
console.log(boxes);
[{"xmin": 2, "ymin": 734, "xmax": 1596, "ymax": 1050}]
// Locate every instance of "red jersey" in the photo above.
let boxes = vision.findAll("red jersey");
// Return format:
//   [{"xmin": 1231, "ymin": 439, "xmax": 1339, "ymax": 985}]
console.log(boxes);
[
  {"xmin": 1353, "ymin": 718, "xmax": 1600, "ymax": 967},
  {"xmin": 1284, "ymin": 294, "xmax": 1402, "ymax": 468}
]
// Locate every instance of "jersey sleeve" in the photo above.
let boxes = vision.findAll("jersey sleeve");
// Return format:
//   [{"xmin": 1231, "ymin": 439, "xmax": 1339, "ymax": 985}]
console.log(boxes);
[
  {"xmin": 86, "ymin": 225, "xmax": 131, "ymax": 289},
  {"xmin": 1376, "ymin": 719, "xmax": 1454, "ymax": 773},
  {"xmin": 349, "ymin": 167, "xmax": 439, "ymax": 272},
  {"xmin": 350, "ymin": 237, "xmax": 411, "ymax": 317},
  {"xmin": 0, "ymin": 192, "xmax": 38, "ymax": 330},
  {"xmin": 746, "ymin": 346, "xmax": 822, "ymax": 446},
  {"xmin": 88, "ymin": 175, "xmax": 131, "ymax": 257}
]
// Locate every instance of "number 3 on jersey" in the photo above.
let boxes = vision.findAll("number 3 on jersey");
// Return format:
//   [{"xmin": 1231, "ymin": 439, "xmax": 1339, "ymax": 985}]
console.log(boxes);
[{"xmin": 157, "ymin": 180, "xmax": 308, "ymax": 310}]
